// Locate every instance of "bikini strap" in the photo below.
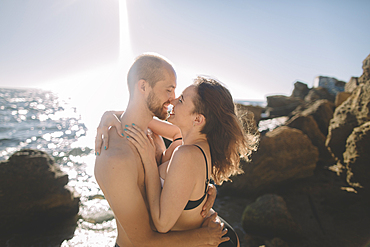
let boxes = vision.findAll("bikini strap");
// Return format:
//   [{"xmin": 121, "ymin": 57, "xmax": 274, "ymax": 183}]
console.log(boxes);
[{"xmin": 193, "ymin": 145, "xmax": 210, "ymax": 193}]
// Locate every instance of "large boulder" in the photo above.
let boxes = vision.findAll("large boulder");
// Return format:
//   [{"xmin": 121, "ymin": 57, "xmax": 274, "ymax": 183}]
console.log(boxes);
[
  {"xmin": 300, "ymin": 99, "xmax": 335, "ymax": 136},
  {"xmin": 304, "ymin": 87, "xmax": 335, "ymax": 103},
  {"xmin": 0, "ymin": 149, "xmax": 80, "ymax": 234},
  {"xmin": 265, "ymin": 96, "xmax": 303, "ymax": 118},
  {"xmin": 285, "ymin": 114, "xmax": 333, "ymax": 165},
  {"xmin": 344, "ymin": 122, "xmax": 370, "ymax": 191},
  {"xmin": 242, "ymin": 194, "xmax": 302, "ymax": 240},
  {"xmin": 291, "ymin": 81, "xmax": 309, "ymax": 99},
  {"xmin": 221, "ymin": 126, "xmax": 318, "ymax": 194},
  {"xmin": 326, "ymin": 81, "xmax": 370, "ymax": 162}
]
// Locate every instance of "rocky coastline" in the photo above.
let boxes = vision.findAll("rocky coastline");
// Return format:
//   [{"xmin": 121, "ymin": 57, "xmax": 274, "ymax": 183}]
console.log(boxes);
[{"xmin": 218, "ymin": 53, "xmax": 370, "ymax": 247}]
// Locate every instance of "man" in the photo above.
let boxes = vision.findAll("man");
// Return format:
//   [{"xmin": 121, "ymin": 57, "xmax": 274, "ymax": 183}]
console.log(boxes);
[{"xmin": 94, "ymin": 54, "xmax": 228, "ymax": 247}]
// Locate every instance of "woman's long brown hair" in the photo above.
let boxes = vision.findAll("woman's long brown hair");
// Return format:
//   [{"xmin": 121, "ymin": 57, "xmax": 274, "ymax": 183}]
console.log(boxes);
[{"xmin": 192, "ymin": 76, "xmax": 259, "ymax": 185}]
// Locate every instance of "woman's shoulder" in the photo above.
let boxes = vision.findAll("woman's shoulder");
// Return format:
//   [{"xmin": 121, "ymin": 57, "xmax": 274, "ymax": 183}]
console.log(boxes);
[
  {"xmin": 174, "ymin": 144, "xmax": 200, "ymax": 154},
  {"xmin": 171, "ymin": 145, "xmax": 205, "ymax": 165}
]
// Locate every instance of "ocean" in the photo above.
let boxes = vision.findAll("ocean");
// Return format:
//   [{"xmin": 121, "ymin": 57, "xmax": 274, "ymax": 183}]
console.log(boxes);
[
  {"xmin": 1, "ymin": 87, "xmax": 253, "ymax": 246},
  {"xmin": 0, "ymin": 87, "xmax": 118, "ymax": 246}
]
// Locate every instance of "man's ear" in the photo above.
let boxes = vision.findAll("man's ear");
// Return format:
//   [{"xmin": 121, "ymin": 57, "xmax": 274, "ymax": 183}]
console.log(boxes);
[{"xmin": 137, "ymin": 79, "xmax": 148, "ymax": 94}]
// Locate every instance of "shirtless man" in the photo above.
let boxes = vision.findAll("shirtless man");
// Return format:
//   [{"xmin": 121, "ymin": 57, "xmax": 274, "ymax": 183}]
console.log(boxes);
[{"xmin": 94, "ymin": 54, "xmax": 228, "ymax": 247}]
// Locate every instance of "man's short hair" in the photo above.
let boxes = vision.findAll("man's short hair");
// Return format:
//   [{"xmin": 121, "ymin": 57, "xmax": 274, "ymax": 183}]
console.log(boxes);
[{"xmin": 127, "ymin": 54, "xmax": 174, "ymax": 94}]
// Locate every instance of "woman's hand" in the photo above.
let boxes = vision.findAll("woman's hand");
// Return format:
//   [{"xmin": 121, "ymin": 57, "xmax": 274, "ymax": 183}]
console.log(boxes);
[
  {"xmin": 95, "ymin": 111, "xmax": 124, "ymax": 155},
  {"xmin": 125, "ymin": 124, "xmax": 157, "ymax": 168}
]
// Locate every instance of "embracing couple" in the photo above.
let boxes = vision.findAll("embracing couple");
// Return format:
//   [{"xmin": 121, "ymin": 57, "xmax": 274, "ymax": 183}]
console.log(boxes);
[{"xmin": 94, "ymin": 53, "xmax": 257, "ymax": 246}]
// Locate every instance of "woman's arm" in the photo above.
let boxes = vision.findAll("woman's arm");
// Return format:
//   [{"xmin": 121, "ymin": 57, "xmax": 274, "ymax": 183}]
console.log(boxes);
[
  {"xmin": 125, "ymin": 125, "xmax": 201, "ymax": 233},
  {"xmin": 154, "ymin": 146, "xmax": 200, "ymax": 232},
  {"xmin": 148, "ymin": 118, "xmax": 183, "ymax": 163},
  {"xmin": 148, "ymin": 118, "xmax": 182, "ymax": 141},
  {"xmin": 95, "ymin": 111, "xmax": 181, "ymax": 154},
  {"xmin": 95, "ymin": 111, "xmax": 124, "ymax": 154}
]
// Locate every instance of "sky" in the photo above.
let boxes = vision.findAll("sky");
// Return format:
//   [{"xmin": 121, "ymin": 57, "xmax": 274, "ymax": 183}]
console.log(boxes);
[{"xmin": 1, "ymin": 0, "xmax": 369, "ymax": 128}]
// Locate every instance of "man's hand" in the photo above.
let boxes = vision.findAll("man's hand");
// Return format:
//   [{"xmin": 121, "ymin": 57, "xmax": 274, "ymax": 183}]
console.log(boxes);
[
  {"xmin": 201, "ymin": 184, "xmax": 217, "ymax": 218},
  {"xmin": 201, "ymin": 212, "xmax": 229, "ymax": 246},
  {"xmin": 95, "ymin": 111, "xmax": 124, "ymax": 155}
]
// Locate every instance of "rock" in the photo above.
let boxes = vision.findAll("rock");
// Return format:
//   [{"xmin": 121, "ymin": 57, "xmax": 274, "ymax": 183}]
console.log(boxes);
[
  {"xmin": 241, "ymin": 194, "xmax": 302, "ymax": 241},
  {"xmin": 265, "ymin": 238, "xmax": 290, "ymax": 247},
  {"xmin": 221, "ymin": 126, "xmax": 318, "ymax": 194},
  {"xmin": 326, "ymin": 81, "xmax": 370, "ymax": 162},
  {"xmin": 0, "ymin": 149, "xmax": 80, "ymax": 234},
  {"xmin": 291, "ymin": 81, "xmax": 309, "ymax": 99},
  {"xmin": 304, "ymin": 87, "xmax": 335, "ymax": 103},
  {"xmin": 313, "ymin": 76, "xmax": 346, "ymax": 97},
  {"xmin": 266, "ymin": 95, "xmax": 302, "ymax": 108},
  {"xmin": 344, "ymin": 122, "xmax": 370, "ymax": 191},
  {"xmin": 265, "ymin": 96, "xmax": 303, "ymax": 118},
  {"xmin": 286, "ymin": 114, "xmax": 333, "ymax": 165},
  {"xmin": 334, "ymin": 92, "xmax": 352, "ymax": 107},
  {"xmin": 243, "ymin": 234, "xmax": 266, "ymax": 247},
  {"xmin": 300, "ymin": 100, "xmax": 335, "ymax": 136},
  {"xmin": 345, "ymin": 77, "xmax": 359, "ymax": 93},
  {"xmin": 358, "ymin": 54, "xmax": 370, "ymax": 84}
]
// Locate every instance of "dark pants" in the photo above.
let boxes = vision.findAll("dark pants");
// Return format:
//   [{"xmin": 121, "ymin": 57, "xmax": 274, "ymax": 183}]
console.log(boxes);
[{"xmin": 114, "ymin": 217, "xmax": 239, "ymax": 247}]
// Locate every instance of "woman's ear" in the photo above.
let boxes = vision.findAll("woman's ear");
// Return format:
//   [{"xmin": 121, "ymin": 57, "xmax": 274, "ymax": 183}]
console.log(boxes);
[{"xmin": 194, "ymin": 114, "xmax": 206, "ymax": 126}]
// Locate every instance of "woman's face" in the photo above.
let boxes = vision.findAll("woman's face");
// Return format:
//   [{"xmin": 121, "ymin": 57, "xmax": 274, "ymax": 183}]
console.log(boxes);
[{"xmin": 167, "ymin": 85, "xmax": 197, "ymax": 128}]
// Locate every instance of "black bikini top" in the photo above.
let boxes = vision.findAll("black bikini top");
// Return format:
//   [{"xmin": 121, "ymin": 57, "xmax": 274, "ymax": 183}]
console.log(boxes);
[{"xmin": 183, "ymin": 145, "xmax": 210, "ymax": 211}]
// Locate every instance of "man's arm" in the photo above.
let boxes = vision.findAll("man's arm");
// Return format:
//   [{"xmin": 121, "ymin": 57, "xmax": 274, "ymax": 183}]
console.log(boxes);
[{"xmin": 95, "ymin": 153, "xmax": 226, "ymax": 247}]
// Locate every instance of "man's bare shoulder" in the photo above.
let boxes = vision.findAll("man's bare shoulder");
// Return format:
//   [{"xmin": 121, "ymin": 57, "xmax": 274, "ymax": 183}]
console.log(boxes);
[{"xmin": 95, "ymin": 137, "xmax": 141, "ymax": 181}]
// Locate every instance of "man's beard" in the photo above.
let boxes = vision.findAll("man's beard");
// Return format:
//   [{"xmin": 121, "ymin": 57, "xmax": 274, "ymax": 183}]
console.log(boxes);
[{"xmin": 147, "ymin": 91, "xmax": 168, "ymax": 120}]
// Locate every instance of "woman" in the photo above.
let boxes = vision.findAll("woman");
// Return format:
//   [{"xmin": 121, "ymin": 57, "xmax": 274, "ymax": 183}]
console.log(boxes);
[{"xmin": 97, "ymin": 76, "xmax": 258, "ymax": 246}]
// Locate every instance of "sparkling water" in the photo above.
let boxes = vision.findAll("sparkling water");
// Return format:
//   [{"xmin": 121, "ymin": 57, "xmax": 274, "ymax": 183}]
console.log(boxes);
[{"xmin": 0, "ymin": 87, "xmax": 117, "ymax": 246}]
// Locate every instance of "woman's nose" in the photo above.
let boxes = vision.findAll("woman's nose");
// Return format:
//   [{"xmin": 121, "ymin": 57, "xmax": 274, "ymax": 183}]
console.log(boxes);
[{"xmin": 170, "ymin": 97, "xmax": 178, "ymax": 105}]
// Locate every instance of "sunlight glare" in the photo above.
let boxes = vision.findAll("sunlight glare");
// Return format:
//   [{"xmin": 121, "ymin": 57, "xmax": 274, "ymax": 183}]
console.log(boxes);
[
  {"xmin": 41, "ymin": 0, "xmax": 134, "ymax": 149},
  {"xmin": 119, "ymin": 0, "xmax": 134, "ymax": 64}
]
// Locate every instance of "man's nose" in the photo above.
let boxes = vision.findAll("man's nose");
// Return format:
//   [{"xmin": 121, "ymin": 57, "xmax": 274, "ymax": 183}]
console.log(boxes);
[{"xmin": 169, "ymin": 90, "xmax": 175, "ymax": 101}]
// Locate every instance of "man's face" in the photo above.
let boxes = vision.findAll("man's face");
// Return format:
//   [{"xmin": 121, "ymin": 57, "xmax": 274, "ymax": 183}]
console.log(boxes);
[{"xmin": 146, "ymin": 69, "xmax": 176, "ymax": 120}]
